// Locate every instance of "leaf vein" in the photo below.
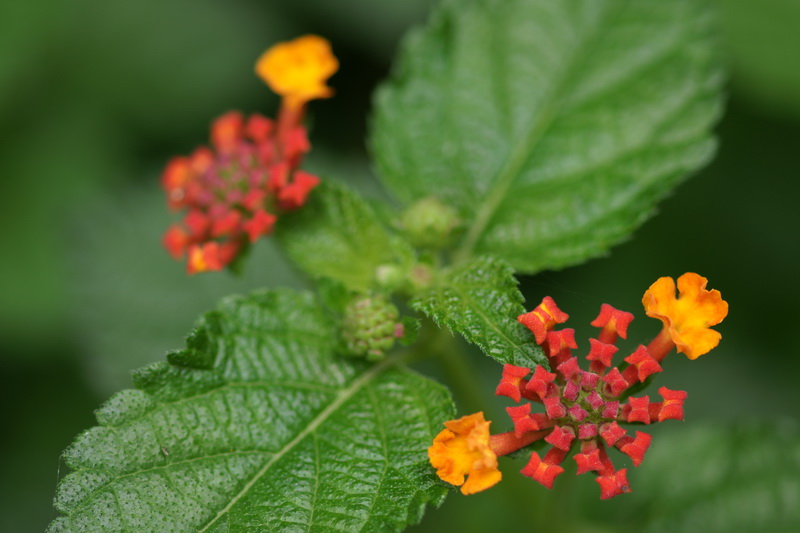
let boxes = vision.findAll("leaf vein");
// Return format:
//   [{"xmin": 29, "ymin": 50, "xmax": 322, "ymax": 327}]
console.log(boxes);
[
  {"xmin": 196, "ymin": 356, "xmax": 399, "ymax": 532},
  {"xmin": 455, "ymin": 0, "xmax": 625, "ymax": 262}
]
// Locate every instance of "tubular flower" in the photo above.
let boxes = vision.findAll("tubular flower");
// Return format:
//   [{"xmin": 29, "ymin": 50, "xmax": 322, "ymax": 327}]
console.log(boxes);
[
  {"xmin": 518, "ymin": 296, "xmax": 569, "ymax": 344},
  {"xmin": 431, "ymin": 278, "xmax": 725, "ymax": 499},
  {"xmin": 499, "ymin": 296, "xmax": 698, "ymax": 499},
  {"xmin": 161, "ymin": 37, "xmax": 337, "ymax": 274},
  {"xmin": 256, "ymin": 35, "xmax": 339, "ymax": 110},
  {"xmin": 428, "ymin": 412, "xmax": 502, "ymax": 495},
  {"xmin": 161, "ymin": 111, "xmax": 317, "ymax": 273},
  {"xmin": 643, "ymin": 273, "xmax": 728, "ymax": 360}
]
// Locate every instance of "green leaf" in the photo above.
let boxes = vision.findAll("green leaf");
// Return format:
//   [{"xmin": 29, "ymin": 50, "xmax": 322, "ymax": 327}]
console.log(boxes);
[
  {"xmin": 49, "ymin": 289, "xmax": 454, "ymax": 532},
  {"xmin": 70, "ymin": 186, "xmax": 302, "ymax": 396},
  {"xmin": 282, "ymin": 0, "xmax": 432, "ymax": 59},
  {"xmin": 412, "ymin": 256, "xmax": 545, "ymax": 367},
  {"xmin": 277, "ymin": 181, "xmax": 414, "ymax": 292},
  {"xmin": 636, "ymin": 421, "xmax": 800, "ymax": 532},
  {"xmin": 372, "ymin": 0, "xmax": 723, "ymax": 273}
]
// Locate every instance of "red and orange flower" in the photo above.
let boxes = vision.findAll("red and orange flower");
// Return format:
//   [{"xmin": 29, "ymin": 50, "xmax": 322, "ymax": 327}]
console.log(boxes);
[
  {"xmin": 430, "ymin": 274, "xmax": 727, "ymax": 499},
  {"xmin": 428, "ymin": 412, "xmax": 502, "ymax": 495},
  {"xmin": 643, "ymin": 272, "xmax": 728, "ymax": 360},
  {"xmin": 161, "ymin": 36, "xmax": 337, "ymax": 274}
]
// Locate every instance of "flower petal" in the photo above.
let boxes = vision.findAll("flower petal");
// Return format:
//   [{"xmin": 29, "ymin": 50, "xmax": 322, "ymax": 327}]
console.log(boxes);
[
  {"xmin": 643, "ymin": 273, "xmax": 727, "ymax": 358},
  {"xmin": 428, "ymin": 412, "xmax": 501, "ymax": 494}
]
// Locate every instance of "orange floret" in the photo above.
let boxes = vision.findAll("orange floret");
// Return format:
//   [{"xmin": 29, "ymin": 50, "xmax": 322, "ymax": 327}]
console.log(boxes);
[
  {"xmin": 643, "ymin": 273, "xmax": 728, "ymax": 359},
  {"xmin": 255, "ymin": 35, "xmax": 339, "ymax": 110},
  {"xmin": 428, "ymin": 412, "xmax": 501, "ymax": 495},
  {"xmin": 187, "ymin": 242, "xmax": 224, "ymax": 275}
]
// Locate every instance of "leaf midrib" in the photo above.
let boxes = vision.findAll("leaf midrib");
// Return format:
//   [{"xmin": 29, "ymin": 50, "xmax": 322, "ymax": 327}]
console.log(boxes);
[
  {"xmin": 197, "ymin": 355, "xmax": 398, "ymax": 532},
  {"xmin": 454, "ymin": 1, "xmax": 619, "ymax": 264}
]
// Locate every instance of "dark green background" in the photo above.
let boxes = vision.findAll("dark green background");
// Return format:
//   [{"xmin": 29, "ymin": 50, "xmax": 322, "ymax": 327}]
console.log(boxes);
[{"xmin": 1, "ymin": 0, "xmax": 798, "ymax": 531}]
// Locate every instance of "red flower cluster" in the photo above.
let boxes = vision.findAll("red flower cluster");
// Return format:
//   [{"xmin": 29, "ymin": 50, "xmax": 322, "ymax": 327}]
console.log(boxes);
[
  {"xmin": 161, "ymin": 35, "xmax": 338, "ymax": 274},
  {"xmin": 430, "ymin": 275, "xmax": 725, "ymax": 499},
  {"xmin": 496, "ymin": 298, "xmax": 687, "ymax": 499},
  {"xmin": 161, "ymin": 111, "xmax": 319, "ymax": 274}
]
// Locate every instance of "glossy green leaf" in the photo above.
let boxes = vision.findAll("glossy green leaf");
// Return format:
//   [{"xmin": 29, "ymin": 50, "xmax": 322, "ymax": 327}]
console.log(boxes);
[
  {"xmin": 412, "ymin": 257, "xmax": 545, "ymax": 367},
  {"xmin": 372, "ymin": 0, "xmax": 723, "ymax": 273},
  {"xmin": 277, "ymin": 181, "xmax": 414, "ymax": 292},
  {"xmin": 637, "ymin": 421, "xmax": 800, "ymax": 532},
  {"xmin": 49, "ymin": 289, "xmax": 454, "ymax": 532}
]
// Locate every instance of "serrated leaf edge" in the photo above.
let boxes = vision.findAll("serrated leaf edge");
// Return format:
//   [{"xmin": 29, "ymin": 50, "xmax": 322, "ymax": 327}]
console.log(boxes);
[{"xmin": 412, "ymin": 257, "xmax": 545, "ymax": 367}]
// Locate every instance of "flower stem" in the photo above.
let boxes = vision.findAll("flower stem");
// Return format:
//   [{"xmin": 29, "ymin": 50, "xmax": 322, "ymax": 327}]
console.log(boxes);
[
  {"xmin": 647, "ymin": 327, "xmax": 675, "ymax": 363},
  {"xmin": 276, "ymin": 103, "xmax": 304, "ymax": 156},
  {"xmin": 489, "ymin": 430, "xmax": 549, "ymax": 457}
]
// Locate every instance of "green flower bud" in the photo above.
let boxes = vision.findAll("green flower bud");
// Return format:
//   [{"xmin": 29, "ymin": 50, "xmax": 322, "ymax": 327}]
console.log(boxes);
[
  {"xmin": 375, "ymin": 264, "xmax": 406, "ymax": 291},
  {"xmin": 341, "ymin": 294, "xmax": 401, "ymax": 361},
  {"xmin": 399, "ymin": 197, "xmax": 460, "ymax": 249}
]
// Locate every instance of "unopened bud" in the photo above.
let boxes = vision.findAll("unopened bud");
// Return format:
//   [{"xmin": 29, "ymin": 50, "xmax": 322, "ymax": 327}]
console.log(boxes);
[
  {"xmin": 341, "ymin": 294, "xmax": 401, "ymax": 361},
  {"xmin": 398, "ymin": 197, "xmax": 460, "ymax": 249},
  {"xmin": 375, "ymin": 264, "xmax": 406, "ymax": 291}
]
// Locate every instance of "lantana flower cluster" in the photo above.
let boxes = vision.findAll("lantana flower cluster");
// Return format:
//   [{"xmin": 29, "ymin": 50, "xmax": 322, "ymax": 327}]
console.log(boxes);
[
  {"xmin": 162, "ymin": 35, "xmax": 337, "ymax": 274},
  {"xmin": 429, "ymin": 273, "xmax": 727, "ymax": 499}
]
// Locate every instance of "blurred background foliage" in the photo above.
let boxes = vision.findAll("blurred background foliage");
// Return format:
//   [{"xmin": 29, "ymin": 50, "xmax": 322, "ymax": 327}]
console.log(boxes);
[{"xmin": 1, "ymin": 0, "xmax": 798, "ymax": 531}]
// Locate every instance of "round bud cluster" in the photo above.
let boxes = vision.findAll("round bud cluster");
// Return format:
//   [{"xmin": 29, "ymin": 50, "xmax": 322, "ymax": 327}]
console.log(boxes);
[
  {"xmin": 341, "ymin": 294, "xmax": 401, "ymax": 361},
  {"xmin": 399, "ymin": 197, "xmax": 460, "ymax": 249}
]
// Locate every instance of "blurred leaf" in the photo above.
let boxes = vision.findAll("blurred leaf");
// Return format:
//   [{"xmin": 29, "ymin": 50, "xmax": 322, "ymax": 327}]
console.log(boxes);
[
  {"xmin": 0, "ymin": 0, "xmax": 62, "ymax": 113},
  {"xmin": 0, "ymin": 0, "xmax": 293, "ymax": 352},
  {"xmin": 63, "ymin": 0, "xmax": 291, "ymax": 137},
  {"xmin": 0, "ymin": 107, "xmax": 124, "ymax": 350},
  {"xmin": 718, "ymin": 0, "xmax": 800, "ymax": 118},
  {"xmin": 373, "ymin": 0, "xmax": 723, "ymax": 274},
  {"xmin": 49, "ymin": 289, "xmax": 454, "ymax": 532},
  {"xmin": 70, "ymin": 185, "xmax": 302, "ymax": 395},
  {"xmin": 413, "ymin": 257, "xmax": 545, "ymax": 367},
  {"xmin": 635, "ymin": 421, "xmax": 800, "ymax": 532},
  {"xmin": 283, "ymin": 0, "xmax": 433, "ymax": 59},
  {"xmin": 277, "ymin": 181, "xmax": 414, "ymax": 292}
]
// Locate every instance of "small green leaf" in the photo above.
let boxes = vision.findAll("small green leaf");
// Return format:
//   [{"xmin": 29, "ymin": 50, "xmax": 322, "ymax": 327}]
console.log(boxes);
[
  {"xmin": 412, "ymin": 256, "xmax": 545, "ymax": 367},
  {"xmin": 49, "ymin": 289, "xmax": 454, "ymax": 532},
  {"xmin": 277, "ymin": 181, "xmax": 414, "ymax": 291},
  {"xmin": 636, "ymin": 421, "xmax": 800, "ymax": 532},
  {"xmin": 372, "ymin": 0, "xmax": 723, "ymax": 273}
]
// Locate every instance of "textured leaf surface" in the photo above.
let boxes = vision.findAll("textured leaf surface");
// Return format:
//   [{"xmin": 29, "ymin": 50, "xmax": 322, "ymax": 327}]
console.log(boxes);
[
  {"xmin": 372, "ymin": 0, "xmax": 723, "ymax": 273},
  {"xmin": 412, "ymin": 257, "xmax": 545, "ymax": 367},
  {"xmin": 49, "ymin": 290, "xmax": 454, "ymax": 532},
  {"xmin": 637, "ymin": 421, "xmax": 800, "ymax": 532},
  {"xmin": 278, "ymin": 181, "xmax": 413, "ymax": 291},
  {"xmin": 70, "ymin": 186, "xmax": 301, "ymax": 395}
]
